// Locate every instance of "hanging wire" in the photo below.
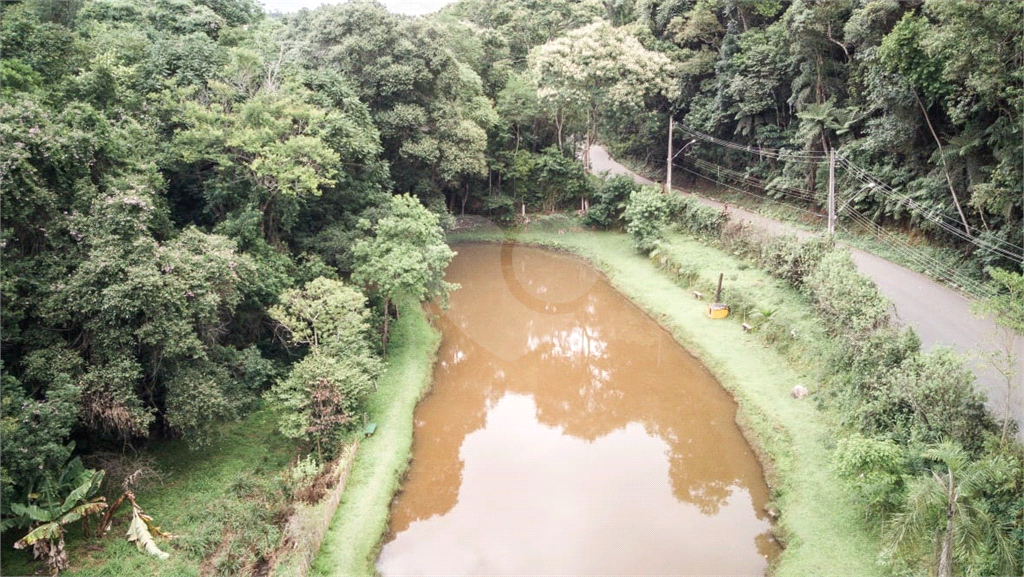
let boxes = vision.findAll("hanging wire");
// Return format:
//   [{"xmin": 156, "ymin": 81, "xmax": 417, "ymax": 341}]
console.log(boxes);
[
  {"xmin": 685, "ymin": 158, "xmax": 818, "ymax": 204},
  {"xmin": 673, "ymin": 161, "xmax": 826, "ymax": 220},
  {"xmin": 670, "ymin": 124, "xmax": 1022, "ymax": 272},
  {"xmin": 837, "ymin": 156, "xmax": 1024, "ymax": 262},
  {"xmin": 675, "ymin": 123, "xmax": 828, "ymax": 162},
  {"xmin": 840, "ymin": 207, "xmax": 993, "ymax": 299},
  {"xmin": 676, "ymin": 123, "xmax": 1023, "ymax": 262}
]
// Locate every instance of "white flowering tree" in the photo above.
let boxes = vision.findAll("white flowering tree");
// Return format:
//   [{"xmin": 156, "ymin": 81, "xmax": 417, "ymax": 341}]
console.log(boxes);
[{"xmin": 529, "ymin": 21, "xmax": 675, "ymax": 176}]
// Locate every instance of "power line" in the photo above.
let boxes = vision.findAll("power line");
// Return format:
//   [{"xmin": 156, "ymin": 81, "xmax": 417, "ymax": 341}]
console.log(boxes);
[
  {"xmin": 672, "ymin": 161, "xmax": 826, "ymax": 220},
  {"xmin": 685, "ymin": 157, "xmax": 819, "ymax": 203},
  {"xmin": 838, "ymin": 156, "xmax": 1024, "ymax": 262},
  {"xmin": 841, "ymin": 208, "xmax": 992, "ymax": 299},
  {"xmin": 675, "ymin": 123, "xmax": 1023, "ymax": 262},
  {"xmin": 674, "ymin": 152, "xmax": 993, "ymax": 298},
  {"xmin": 675, "ymin": 123, "xmax": 828, "ymax": 162}
]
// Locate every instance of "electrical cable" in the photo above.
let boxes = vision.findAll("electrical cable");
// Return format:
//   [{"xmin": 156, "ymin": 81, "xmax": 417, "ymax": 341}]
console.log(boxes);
[
  {"xmin": 684, "ymin": 157, "xmax": 820, "ymax": 203},
  {"xmin": 672, "ymin": 162, "xmax": 826, "ymax": 220},
  {"xmin": 841, "ymin": 208, "xmax": 992, "ymax": 298},
  {"xmin": 837, "ymin": 156, "xmax": 1024, "ymax": 261},
  {"xmin": 675, "ymin": 123, "xmax": 828, "ymax": 162}
]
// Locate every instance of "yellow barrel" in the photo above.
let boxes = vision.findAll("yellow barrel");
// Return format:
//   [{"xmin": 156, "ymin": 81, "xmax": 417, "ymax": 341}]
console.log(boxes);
[{"xmin": 708, "ymin": 303, "xmax": 730, "ymax": 319}]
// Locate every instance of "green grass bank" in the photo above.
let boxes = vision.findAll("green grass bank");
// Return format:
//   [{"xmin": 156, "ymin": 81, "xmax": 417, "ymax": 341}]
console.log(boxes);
[
  {"xmin": 310, "ymin": 294, "xmax": 441, "ymax": 577},
  {"xmin": 448, "ymin": 225, "xmax": 883, "ymax": 576},
  {"xmin": 1, "ymin": 408, "xmax": 295, "ymax": 577}
]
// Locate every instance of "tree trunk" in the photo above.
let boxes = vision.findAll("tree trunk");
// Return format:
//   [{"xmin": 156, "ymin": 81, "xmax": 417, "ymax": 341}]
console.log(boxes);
[
  {"xmin": 382, "ymin": 296, "xmax": 391, "ymax": 357},
  {"xmin": 461, "ymin": 182, "xmax": 469, "ymax": 215},
  {"xmin": 915, "ymin": 91, "xmax": 972, "ymax": 237},
  {"xmin": 937, "ymin": 469, "xmax": 956, "ymax": 577},
  {"xmin": 583, "ymin": 107, "xmax": 593, "ymax": 176},
  {"xmin": 555, "ymin": 106, "xmax": 564, "ymax": 150}
]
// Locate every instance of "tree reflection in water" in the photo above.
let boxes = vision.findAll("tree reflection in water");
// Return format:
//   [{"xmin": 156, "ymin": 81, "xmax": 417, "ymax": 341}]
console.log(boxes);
[{"xmin": 380, "ymin": 243, "xmax": 780, "ymax": 575}]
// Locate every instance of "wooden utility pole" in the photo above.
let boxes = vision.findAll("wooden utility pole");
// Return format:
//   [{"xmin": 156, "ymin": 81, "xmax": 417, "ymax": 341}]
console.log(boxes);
[
  {"xmin": 828, "ymin": 149, "xmax": 836, "ymax": 235},
  {"xmin": 666, "ymin": 117, "xmax": 674, "ymax": 192}
]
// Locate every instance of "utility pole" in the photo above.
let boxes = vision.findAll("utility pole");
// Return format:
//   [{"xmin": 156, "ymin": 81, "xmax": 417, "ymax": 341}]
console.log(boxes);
[
  {"xmin": 666, "ymin": 116, "xmax": 674, "ymax": 192},
  {"xmin": 828, "ymin": 149, "xmax": 836, "ymax": 235}
]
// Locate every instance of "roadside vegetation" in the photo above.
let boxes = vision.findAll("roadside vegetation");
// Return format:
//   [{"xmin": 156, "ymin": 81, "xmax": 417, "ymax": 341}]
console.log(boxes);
[{"xmin": 621, "ymin": 178, "xmax": 1024, "ymax": 577}]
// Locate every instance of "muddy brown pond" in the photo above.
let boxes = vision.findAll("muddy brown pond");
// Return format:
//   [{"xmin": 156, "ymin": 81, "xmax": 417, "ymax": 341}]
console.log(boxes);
[{"xmin": 376, "ymin": 242, "xmax": 780, "ymax": 575}]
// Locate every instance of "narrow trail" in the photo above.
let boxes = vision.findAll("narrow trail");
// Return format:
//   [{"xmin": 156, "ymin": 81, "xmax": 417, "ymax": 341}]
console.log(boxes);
[{"xmin": 589, "ymin": 145, "xmax": 1023, "ymax": 438}]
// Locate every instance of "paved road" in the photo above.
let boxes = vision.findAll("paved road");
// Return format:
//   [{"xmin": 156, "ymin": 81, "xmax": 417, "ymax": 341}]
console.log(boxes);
[{"xmin": 589, "ymin": 145, "xmax": 1023, "ymax": 437}]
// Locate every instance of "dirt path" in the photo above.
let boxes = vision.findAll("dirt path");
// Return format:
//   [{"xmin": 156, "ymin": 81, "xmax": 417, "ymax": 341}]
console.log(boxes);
[{"xmin": 589, "ymin": 145, "xmax": 1023, "ymax": 438}]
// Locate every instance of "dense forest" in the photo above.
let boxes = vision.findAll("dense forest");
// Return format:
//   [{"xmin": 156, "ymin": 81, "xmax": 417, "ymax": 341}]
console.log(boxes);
[{"xmin": 1, "ymin": 0, "xmax": 1021, "ymax": 575}]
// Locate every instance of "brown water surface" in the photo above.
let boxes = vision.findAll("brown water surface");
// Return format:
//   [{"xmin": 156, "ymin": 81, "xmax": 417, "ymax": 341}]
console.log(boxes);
[{"xmin": 377, "ymin": 242, "xmax": 780, "ymax": 575}]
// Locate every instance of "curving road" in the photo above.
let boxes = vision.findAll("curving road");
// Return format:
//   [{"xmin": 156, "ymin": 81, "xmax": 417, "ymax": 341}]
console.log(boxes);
[{"xmin": 589, "ymin": 145, "xmax": 1023, "ymax": 438}]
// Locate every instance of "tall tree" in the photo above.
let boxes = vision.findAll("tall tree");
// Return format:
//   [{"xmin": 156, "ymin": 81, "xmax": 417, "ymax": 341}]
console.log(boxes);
[
  {"xmin": 351, "ymin": 194, "xmax": 457, "ymax": 354},
  {"xmin": 529, "ymin": 20, "xmax": 674, "ymax": 178},
  {"xmin": 267, "ymin": 277, "xmax": 381, "ymax": 458},
  {"xmin": 886, "ymin": 443, "xmax": 1020, "ymax": 577}
]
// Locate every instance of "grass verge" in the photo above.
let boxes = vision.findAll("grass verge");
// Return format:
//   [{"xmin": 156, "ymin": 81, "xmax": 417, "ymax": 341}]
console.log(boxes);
[
  {"xmin": 449, "ymin": 225, "xmax": 883, "ymax": 576},
  {"xmin": 309, "ymin": 294, "xmax": 441, "ymax": 577}
]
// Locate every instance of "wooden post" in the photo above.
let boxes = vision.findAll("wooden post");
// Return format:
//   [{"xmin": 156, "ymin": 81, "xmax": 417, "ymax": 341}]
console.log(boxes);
[{"xmin": 714, "ymin": 272, "xmax": 723, "ymax": 303}]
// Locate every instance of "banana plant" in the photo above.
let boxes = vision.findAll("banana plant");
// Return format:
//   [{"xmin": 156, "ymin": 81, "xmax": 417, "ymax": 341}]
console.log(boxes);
[
  {"xmin": 4, "ymin": 458, "xmax": 107, "ymax": 575},
  {"xmin": 100, "ymin": 490, "xmax": 171, "ymax": 560}
]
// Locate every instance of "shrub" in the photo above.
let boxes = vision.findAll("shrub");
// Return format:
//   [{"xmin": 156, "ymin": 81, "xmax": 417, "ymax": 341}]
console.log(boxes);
[
  {"xmin": 513, "ymin": 147, "xmax": 591, "ymax": 212},
  {"xmin": 623, "ymin": 186, "xmax": 673, "ymax": 254},
  {"xmin": 671, "ymin": 194, "xmax": 728, "ymax": 239},
  {"xmin": 804, "ymin": 249, "xmax": 890, "ymax": 336},
  {"xmin": 883, "ymin": 349, "xmax": 996, "ymax": 453},
  {"xmin": 649, "ymin": 249, "xmax": 699, "ymax": 288},
  {"xmin": 481, "ymin": 192, "xmax": 515, "ymax": 224},
  {"xmin": 583, "ymin": 175, "xmax": 638, "ymax": 229},
  {"xmin": 834, "ymin": 433, "xmax": 906, "ymax": 519},
  {"xmin": 719, "ymin": 220, "xmax": 769, "ymax": 261},
  {"xmin": 761, "ymin": 235, "xmax": 834, "ymax": 287}
]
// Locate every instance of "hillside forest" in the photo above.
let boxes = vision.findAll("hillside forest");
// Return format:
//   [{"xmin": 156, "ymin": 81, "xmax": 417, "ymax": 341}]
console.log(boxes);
[{"xmin": 0, "ymin": 0, "xmax": 1021, "ymax": 575}]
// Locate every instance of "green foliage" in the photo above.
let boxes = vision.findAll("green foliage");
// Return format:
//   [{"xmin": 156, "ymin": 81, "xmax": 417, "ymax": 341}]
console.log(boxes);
[
  {"xmin": 352, "ymin": 194, "xmax": 459, "ymax": 309},
  {"xmin": 761, "ymin": 234, "xmax": 834, "ymax": 287},
  {"xmin": 670, "ymin": 194, "xmax": 728, "ymax": 240},
  {"xmin": 266, "ymin": 278, "xmax": 381, "ymax": 457},
  {"xmin": 882, "ymin": 349, "xmax": 995, "ymax": 452},
  {"xmin": 511, "ymin": 147, "xmax": 592, "ymax": 212},
  {"xmin": 622, "ymin": 186, "xmax": 674, "ymax": 254},
  {"xmin": 285, "ymin": 1, "xmax": 495, "ymax": 197},
  {"xmin": 804, "ymin": 249, "xmax": 890, "ymax": 336},
  {"xmin": 529, "ymin": 18, "xmax": 675, "ymax": 168},
  {"xmin": 974, "ymin": 267, "xmax": 1024, "ymax": 333},
  {"xmin": 834, "ymin": 433, "xmax": 905, "ymax": 517},
  {"xmin": 2, "ymin": 0, "xmax": 1021, "ymax": 573},
  {"xmin": 0, "ymin": 367, "xmax": 81, "ymax": 511},
  {"xmin": 884, "ymin": 442, "xmax": 1022, "ymax": 577},
  {"xmin": 5, "ymin": 456, "xmax": 107, "ymax": 575},
  {"xmin": 583, "ymin": 175, "xmax": 639, "ymax": 229},
  {"xmin": 174, "ymin": 469, "xmax": 290, "ymax": 576}
]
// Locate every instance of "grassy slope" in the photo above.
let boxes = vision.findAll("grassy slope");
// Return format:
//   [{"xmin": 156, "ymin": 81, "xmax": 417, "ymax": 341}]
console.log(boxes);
[
  {"xmin": 451, "ymin": 227, "xmax": 882, "ymax": 576},
  {"xmin": 0, "ymin": 293, "xmax": 437, "ymax": 577},
  {"xmin": 0, "ymin": 408, "xmax": 296, "ymax": 577},
  {"xmin": 310, "ymin": 294, "xmax": 440, "ymax": 577}
]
